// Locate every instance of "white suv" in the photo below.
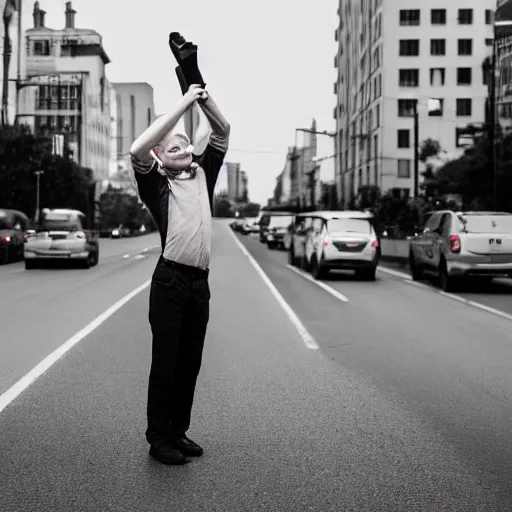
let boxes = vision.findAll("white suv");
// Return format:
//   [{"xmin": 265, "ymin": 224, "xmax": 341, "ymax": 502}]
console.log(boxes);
[{"xmin": 289, "ymin": 211, "xmax": 379, "ymax": 280}]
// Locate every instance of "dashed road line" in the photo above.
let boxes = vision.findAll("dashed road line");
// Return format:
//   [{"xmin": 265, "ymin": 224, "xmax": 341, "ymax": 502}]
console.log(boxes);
[
  {"xmin": 285, "ymin": 264, "xmax": 349, "ymax": 303},
  {"xmin": 380, "ymin": 264, "xmax": 512, "ymax": 323}
]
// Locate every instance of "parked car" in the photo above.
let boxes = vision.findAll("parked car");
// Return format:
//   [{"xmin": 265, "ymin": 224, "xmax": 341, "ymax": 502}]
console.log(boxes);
[
  {"xmin": 409, "ymin": 210, "xmax": 512, "ymax": 292},
  {"xmin": 24, "ymin": 208, "xmax": 99, "ymax": 269},
  {"xmin": 0, "ymin": 208, "xmax": 29, "ymax": 264},
  {"xmin": 265, "ymin": 215, "xmax": 294, "ymax": 249},
  {"xmin": 259, "ymin": 211, "xmax": 293, "ymax": 244},
  {"xmin": 241, "ymin": 217, "xmax": 260, "ymax": 235},
  {"xmin": 288, "ymin": 210, "xmax": 379, "ymax": 280},
  {"xmin": 230, "ymin": 218, "xmax": 246, "ymax": 233}
]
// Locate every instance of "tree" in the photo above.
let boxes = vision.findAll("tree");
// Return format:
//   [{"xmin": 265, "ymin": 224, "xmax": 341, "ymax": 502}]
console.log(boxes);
[
  {"xmin": 213, "ymin": 195, "xmax": 234, "ymax": 217},
  {"xmin": 419, "ymin": 138, "xmax": 442, "ymax": 162},
  {"xmin": 0, "ymin": 126, "xmax": 92, "ymax": 218},
  {"xmin": 239, "ymin": 202, "xmax": 260, "ymax": 217},
  {"xmin": 98, "ymin": 186, "xmax": 155, "ymax": 231}
]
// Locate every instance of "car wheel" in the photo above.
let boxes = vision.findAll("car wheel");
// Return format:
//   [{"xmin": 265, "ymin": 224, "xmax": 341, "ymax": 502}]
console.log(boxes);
[
  {"xmin": 311, "ymin": 256, "xmax": 327, "ymax": 280},
  {"xmin": 288, "ymin": 247, "xmax": 297, "ymax": 266},
  {"xmin": 25, "ymin": 259, "xmax": 36, "ymax": 270},
  {"xmin": 356, "ymin": 267, "xmax": 376, "ymax": 281},
  {"xmin": 409, "ymin": 251, "xmax": 423, "ymax": 281},
  {"xmin": 267, "ymin": 241, "xmax": 277, "ymax": 250},
  {"xmin": 439, "ymin": 259, "xmax": 458, "ymax": 292}
]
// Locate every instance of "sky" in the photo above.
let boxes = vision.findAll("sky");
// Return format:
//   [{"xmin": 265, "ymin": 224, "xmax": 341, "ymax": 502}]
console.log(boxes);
[{"xmin": 34, "ymin": 0, "xmax": 338, "ymax": 205}]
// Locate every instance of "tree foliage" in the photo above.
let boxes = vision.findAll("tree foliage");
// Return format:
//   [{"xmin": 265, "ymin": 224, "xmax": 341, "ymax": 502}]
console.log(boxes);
[
  {"xmin": 0, "ymin": 125, "xmax": 92, "ymax": 219},
  {"xmin": 98, "ymin": 186, "xmax": 155, "ymax": 231}
]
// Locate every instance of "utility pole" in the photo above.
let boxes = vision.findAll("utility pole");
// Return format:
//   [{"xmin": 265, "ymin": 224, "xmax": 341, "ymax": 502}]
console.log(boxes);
[
  {"xmin": 413, "ymin": 100, "xmax": 419, "ymax": 199},
  {"xmin": 490, "ymin": 34, "xmax": 497, "ymax": 212},
  {"xmin": 34, "ymin": 170, "xmax": 44, "ymax": 226}
]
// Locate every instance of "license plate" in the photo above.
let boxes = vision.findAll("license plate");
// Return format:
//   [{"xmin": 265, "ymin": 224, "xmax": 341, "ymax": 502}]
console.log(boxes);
[{"xmin": 346, "ymin": 243, "xmax": 359, "ymax": 248}]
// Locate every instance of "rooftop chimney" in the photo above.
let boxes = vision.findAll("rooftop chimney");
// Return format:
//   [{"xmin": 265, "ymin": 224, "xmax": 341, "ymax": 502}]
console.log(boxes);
[
  {"xmin": 65, "ymin": 2, "xmax": 76, "ymax": 29},
  {"xmin": 33, "ymin": 2, "xmax": 46, "ymax": 28}
]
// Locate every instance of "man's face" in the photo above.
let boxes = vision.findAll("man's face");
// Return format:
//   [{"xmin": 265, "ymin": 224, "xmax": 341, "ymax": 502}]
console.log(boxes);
[{"xmin": 154, "ymin": 134, "xmax": 192, "ymax": 170}]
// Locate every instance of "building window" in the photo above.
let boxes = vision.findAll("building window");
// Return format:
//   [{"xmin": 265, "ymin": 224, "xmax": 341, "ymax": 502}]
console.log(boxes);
[
  {"xmin": 33, "ymin": 40, "xmax": 50, "ymax": 56},
  {"xmin": 375, "ymin": 104, "xmax": 380, "ymax": 126},
  {"xmin": 485, "ymin": 38, "xmax": 494, "ymax": 46},
  {"xmin": 458, "ymin": 39, "xmax": 473, "ymax": 56},
  {"xmin": 398, "ymin": 99, "xmax": 416, "ymax": 117},
  {"xmin": 458, "ymin": 9, "xmax": 473, "ymax": 25},
  {"xmin": 400, "ymin": 10, "xmax": 420, "ymax": 26},
  {"xmin": 430, "ymin": 39, "xmax": 446, "ymax": 56},
  {"xmin": 457, "ymin": 68, "xmax": 472, "ymax": 85},
  {"xmin": 485, "ymin": 10, "xmax": 493, "ymax": 25},
  {"xmin": 430, "ymin": 68, "xmax": 445, "ymax": 86},
  {"xmin": 399, "ymin": 40, "xmax": 420, "ymax": 56},
  {"xmin": 147, "ymin": 107, "xmax": 151, "ymax": 127},
  {"xmin": 397, "ymin": 129, "xmax": 410, "ymax": 148},
  {"xmin": 399, "ymin": 69, "xmax": 419, "ymax": 87},
  {"xmin": 456, "ymin": 98, "xmax": 472, "ymax": 116},
  {"xmin": 456, "ymin": 128, "xmax": 471, "ymax": 147},
  {"xmin": 431, "ymin": 9, "xmax": 446, "ymax": 24},
  {"xmin": 428, "ymin": 99, "xmax": 443, "ymax": 116},
  {"xmin": 397, "ymin": 159, "xmax": 411, "ymax": 178}
]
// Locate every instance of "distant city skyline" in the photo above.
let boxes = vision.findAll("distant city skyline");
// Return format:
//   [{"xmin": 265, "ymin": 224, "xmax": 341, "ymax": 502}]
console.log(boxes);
[{"xmin": 25, "ymin": 0, "xmax": 338, "ymax": 205}]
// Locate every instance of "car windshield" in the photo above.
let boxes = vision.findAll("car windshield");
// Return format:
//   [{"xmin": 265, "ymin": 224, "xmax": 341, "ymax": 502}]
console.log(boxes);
[
  {"xmin": 269, "ymin": 216, "xmax": 293, "ymax": 228},
  {"xmin": 458, "ymin": 214, "xmax": 512, "ymax": 234},
  {"xmin": 40, "ymin": 215, "xmax": 81, "ymax": 231},
  {"xmin": 327, "ymin": 218, "xmax": 371, "ymax": 233}
]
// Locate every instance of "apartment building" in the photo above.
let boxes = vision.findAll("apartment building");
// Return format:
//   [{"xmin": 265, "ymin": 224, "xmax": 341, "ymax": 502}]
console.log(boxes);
[
  {"xmin": 18, "ymin": 1, "xmax": 111, "ymax": 182},
  {"xmin": 334, "ymin": 0, "xmax": 494, "ymax": 207},
  {"xmin": 225, "ymin": 162, "xmax": 249, "ymax": 203},
  {"xmin": 112, "ymin": 82, "xmax": 155, "ymax": 173}
]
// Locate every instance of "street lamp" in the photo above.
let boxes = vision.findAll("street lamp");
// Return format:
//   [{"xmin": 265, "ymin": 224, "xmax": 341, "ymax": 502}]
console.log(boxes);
[{"xmin": 34, "ymin": 170, "xmax": 44, "ymax": 226}]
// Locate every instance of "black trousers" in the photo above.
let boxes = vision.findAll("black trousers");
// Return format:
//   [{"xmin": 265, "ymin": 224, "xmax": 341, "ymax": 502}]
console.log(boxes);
[{"xmin": 146, "ymin": 257, "xmax": 210, "ymax": 444}]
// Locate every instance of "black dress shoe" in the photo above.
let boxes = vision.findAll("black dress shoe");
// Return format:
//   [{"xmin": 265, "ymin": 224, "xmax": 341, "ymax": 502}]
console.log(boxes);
[
  {"xmin": 172, "ymin": 435, "xmax": 204, "ymax": 457},
  {"xmin": 149, "ymin": 442, "xmax": 187, "ymax": 465},
  {"xmin": 169, "ymin": 32, "xmax": 206, "ymax": 89},
  {"xmin": 169, "ymin": 32, "xmax": 198, "ymax": 62}
]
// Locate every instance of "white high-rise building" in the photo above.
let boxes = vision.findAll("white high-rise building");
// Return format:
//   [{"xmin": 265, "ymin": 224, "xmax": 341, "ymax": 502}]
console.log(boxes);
[{"xmin": 334, "ymin": 0, "xmax": 495, "ymax": 207}]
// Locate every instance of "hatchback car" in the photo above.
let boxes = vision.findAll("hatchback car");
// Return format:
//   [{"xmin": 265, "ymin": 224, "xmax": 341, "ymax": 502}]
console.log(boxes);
[
  {"xmin": 409, "ymin": 210, "xmax": 512, "ymax": 291},
  {"xmin": 24, "ymin": 208, "xmax": 99, "ymax": 269},
  {"xmin": 289, "ymin": 211, "xmax": 379, "ymax": 280}
]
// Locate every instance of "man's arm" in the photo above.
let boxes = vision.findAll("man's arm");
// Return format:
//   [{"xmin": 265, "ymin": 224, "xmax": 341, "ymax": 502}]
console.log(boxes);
[
  {"xmin": 198, "ymin": 94, "xmax": 230, "ymax": 153},
  {"xmin": 129, "ymin": 85, "xmax": 206, "ymax": 164}
]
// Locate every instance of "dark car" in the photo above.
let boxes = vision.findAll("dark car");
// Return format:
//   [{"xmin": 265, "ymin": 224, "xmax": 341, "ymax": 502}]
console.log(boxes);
[
  {"xmin": 0, "ymin": 209, "xmax": 29, "ymax": 264},
  {"xmin": 259, "ymin": 211, "xmax": 293, "ymax": 244},
  {"xmin": 230, "ymin": 218, "xmax": 246, "ymax": 233},
  {"xmin": 264, "ymin": 215, "xmax": 294, "ymax": 250}
]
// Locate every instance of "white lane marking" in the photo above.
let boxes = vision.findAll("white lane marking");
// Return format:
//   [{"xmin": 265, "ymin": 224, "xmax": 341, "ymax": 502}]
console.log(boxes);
[
  {"xmin": 122, "ymin": 254, "xmax": 130, "ymax": 259},
  {"xmin": 0, "ymin": 279, "xmax": 151, "ymax": 414},
  {"xmin": 285, "ymin": 265, "xmax": 349, "ymax": 303},
  {"xmin": 383, "ymin": 267, "xmax": 512, "ymax": 324},
  {"xmin": 134, "ymin": 254, "xmax": 146, "ymax": 260},
  {"xmin": 378, "ymin": 265, "xmax": 411, "ymax": 280},
  {"xmin": 228, "ymin": 229, "xmax": 319, "ymax": 350}
]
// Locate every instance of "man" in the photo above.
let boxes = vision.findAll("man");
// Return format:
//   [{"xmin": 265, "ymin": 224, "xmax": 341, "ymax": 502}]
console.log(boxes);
[{"xmin": 129, "ymin": 83, "xmax": 230, "ymax": 465}]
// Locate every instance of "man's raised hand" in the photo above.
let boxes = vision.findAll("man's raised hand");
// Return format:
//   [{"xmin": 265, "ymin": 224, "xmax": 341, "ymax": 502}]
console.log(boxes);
[{"xmin": 184, "ymin": 85, "xmax": 208, "ymax": 105}]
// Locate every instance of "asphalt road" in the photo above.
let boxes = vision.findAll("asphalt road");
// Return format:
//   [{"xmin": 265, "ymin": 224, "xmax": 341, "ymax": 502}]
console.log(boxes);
[{"xmin": 1, "ymin": 222, "xmax": 512, "ymax": 511}]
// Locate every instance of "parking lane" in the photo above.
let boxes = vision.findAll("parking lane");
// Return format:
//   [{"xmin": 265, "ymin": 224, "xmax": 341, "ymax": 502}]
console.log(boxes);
[
  {"xmin": 235, "ymin": 231, "xmax": 512, "ymax": 496},
  {"xmin": 377, "ymin": 259, "xmax": 512, "ymax": 316}
]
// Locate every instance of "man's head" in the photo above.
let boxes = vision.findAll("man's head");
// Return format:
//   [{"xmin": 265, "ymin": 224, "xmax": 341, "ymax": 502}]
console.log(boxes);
[{"xmin": 153, "ymin": 131, "xmax": 193, "ymax": 171}]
